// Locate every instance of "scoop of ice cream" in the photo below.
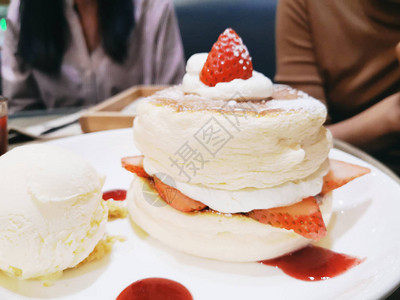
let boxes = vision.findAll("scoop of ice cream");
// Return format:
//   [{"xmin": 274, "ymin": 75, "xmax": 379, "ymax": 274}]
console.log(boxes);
[
  {"xmin": 0, "ymin": 144, "xmax": 108, "ymax": 279},
  {"xmin": 182, "ymin": 53, "xmax": 273, "ymax": 100}
]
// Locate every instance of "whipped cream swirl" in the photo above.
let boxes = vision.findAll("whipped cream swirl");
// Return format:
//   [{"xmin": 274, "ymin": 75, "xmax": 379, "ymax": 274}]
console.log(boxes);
[{"xmin": 182, "ymin": 53, "xmax": 273, "ymax": 100}]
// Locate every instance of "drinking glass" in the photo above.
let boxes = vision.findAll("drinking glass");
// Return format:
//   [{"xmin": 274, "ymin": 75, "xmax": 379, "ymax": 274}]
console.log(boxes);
[{"xmin": 0, "ymin": 97, "xmax": 8, "ymax": 156}]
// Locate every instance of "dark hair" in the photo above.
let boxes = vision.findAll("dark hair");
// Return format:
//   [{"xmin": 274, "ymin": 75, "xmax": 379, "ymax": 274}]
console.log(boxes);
[{"xmin": 17, "ymin": 0, "xmax": 134, "ymax": 74}]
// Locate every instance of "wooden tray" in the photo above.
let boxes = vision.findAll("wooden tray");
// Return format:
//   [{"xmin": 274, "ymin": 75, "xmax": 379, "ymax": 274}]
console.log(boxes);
[{"xmin": 79, "ymin": 85, "xmax": 167, "ymax": 133}]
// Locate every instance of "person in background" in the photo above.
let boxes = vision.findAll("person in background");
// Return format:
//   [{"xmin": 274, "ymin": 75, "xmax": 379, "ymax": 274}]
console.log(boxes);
[
  {"xmin": 2, "ymin": 0, "xmax": 185, "ymax": 114},
  {"xmin": 275, "ymin": 0, "xmax": 400, "ymax": 175}
]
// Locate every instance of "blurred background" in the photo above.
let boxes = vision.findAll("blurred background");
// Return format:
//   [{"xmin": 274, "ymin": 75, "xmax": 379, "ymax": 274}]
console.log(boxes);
[
  {"xmin": 0, "ymin": 0, "xmax": 278, "ymax": 94},
  {"xmin": 174, "ymin": 0, "xmax": 277, "ymax": 79}
]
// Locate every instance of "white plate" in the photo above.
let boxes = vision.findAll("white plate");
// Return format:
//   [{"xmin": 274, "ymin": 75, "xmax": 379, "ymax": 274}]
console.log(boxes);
[{"xmin": 1, "ymin": 129, "xmax": 399, "ymax": 300}]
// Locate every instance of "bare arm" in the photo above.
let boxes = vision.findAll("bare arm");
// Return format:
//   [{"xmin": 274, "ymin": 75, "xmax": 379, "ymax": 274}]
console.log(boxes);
[
  {"xmin": 327, "ymin": 92, "xmax": 400, "ymax": 150},
  {"xmin": 327, "ymin": 43, "xmax": 400, "ymax": 150},
  {"xmin": 153, "ymin": 0, "xmax": 185, "ymax": 85}
]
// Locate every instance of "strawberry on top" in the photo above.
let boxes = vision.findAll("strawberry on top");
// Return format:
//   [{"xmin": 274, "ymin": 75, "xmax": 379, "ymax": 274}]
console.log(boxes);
[{"xmin": 200, "ymin": 28, "xmax": 253, "ymax": 87}]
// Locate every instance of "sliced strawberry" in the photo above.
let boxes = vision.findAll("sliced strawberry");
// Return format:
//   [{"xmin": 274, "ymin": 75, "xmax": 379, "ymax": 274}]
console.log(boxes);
[
  {"xmin": 200, "ymin": 28, "xmax": 253, "ymax": 87},
  {"xmin": 321, "ymin": 159, "xmax": 370, "ymax": 195},
  {"xmin": 121, "ymin": 155, "xmax": 150, "ymax": 178},
  {"xmin": 247, "ymin": 197, "xmax": 326, "ymax": 240},
  {"xmin": 102, "ymin": 189, "xmax": 127, "ymax": 201},
  {"xmin": 153, "ymin": 176, "xmax": 207, "ymax": 212}
]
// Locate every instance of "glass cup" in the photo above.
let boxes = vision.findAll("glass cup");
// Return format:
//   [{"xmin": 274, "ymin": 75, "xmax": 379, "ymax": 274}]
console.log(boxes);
[{"xmin": 0, "ymin": 97, "xmax": 8, "ymax": 156}]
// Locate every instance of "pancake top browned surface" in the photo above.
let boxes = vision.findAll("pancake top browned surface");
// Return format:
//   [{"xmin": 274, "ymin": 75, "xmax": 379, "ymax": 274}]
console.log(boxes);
[{"xmin": 146, "ymin": 84, "xmax": 322, "ymax": 116}]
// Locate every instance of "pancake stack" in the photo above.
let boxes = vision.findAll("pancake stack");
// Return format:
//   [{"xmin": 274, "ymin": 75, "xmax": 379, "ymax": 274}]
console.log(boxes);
[{"xmin": 123, "ymin": 29, "xmax": 369, "ymax": 262}]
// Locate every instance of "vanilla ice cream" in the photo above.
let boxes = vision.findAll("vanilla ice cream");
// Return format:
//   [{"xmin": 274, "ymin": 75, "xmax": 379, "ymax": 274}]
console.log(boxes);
[{"xmin": 0, "ymin": 144, "xmax": 108, "ymax": 279}]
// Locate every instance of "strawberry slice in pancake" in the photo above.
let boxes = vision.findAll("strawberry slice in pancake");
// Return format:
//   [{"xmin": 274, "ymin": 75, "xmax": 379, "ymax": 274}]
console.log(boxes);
[
  {"xmin": 153, "ymin": 176, "xmax": 207, "ymax": 212},
  {"xmin": 322, "ymin": 159, "xmax": 370, "ymax": 195},
  {"xmin": 121, "ymin": 155, "xmax": 206, "ymax": 212},
  {"xmin": 121, "ymin": 156, "xmax": 150, "ymax": 179},
  {"xmin": 248, "ymin": 197, "xmax": 326, "ymax": 240},
  {"xmin": 122, "ymin": 156, "xmax": 370, "ymax": 239},
  {"xmin": 248, "ymin": 160, "xmax": 370, "ymax": 240}
]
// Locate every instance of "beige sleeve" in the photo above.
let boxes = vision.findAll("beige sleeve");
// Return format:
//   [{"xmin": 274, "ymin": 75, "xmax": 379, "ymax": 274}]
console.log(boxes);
[
  {"xmin": 274, "ymin": 0, "xmax": 326, "ymax": 104},
  {"xmin": 152, "ymin": 0, "xmax": 185, "ymax": 85},
  {"xmin": 1, "ymin": 1, "xmax": 42, "ymax": 115}
]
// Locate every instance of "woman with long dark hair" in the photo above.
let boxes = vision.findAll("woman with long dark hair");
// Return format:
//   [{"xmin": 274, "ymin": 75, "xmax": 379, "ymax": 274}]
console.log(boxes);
[{"xmin": 2, "ymin": 0, "xmax": 185, "ymax": 113}]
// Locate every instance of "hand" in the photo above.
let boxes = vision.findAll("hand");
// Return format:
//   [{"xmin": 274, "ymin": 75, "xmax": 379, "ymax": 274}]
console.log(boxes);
[
  {"xmin": 367, "ymin": 91, "xmax": 400, "ymax": 134},
  {"xmin": 327, "ymin": 91, "xmax": 400, "ymax": 151},
  {"xmin": 388, "ymin": 41, "xmax": 400, "ymax": 132},
  {"xmin": 327, "ymin": 42, "xmax": 400, "ymax": 150}
]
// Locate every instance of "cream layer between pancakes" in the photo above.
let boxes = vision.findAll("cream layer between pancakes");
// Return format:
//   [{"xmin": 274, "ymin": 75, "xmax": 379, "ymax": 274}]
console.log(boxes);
[{"xmin": 143, "ymin": 158, "xmax": 329, "ymax": 213}]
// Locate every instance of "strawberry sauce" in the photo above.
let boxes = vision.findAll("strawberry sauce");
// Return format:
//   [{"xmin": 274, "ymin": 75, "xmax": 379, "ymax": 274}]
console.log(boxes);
[
  {"xmin": 102, "ymin": 189, "xmax": 127, "ymax": 201},
  {"xmin": 117, "ymin": 278, "xmax": 193, "ymax": 300},
  {"xmin": 0, "ymin": 115, "xmax": 7, "ymax": 156},
  {"xmin": 260, "ymin": 245, "xmax": 364, "ymax": 281}
]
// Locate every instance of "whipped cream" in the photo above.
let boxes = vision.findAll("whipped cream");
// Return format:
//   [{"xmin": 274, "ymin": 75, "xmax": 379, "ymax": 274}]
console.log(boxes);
[
  {"xmin": 143, "ymin": 158, "xmax": 329, "ymax": 213},
  {"xmin": 182, "ymin": 53, "xmax": 273, "ymax": 100}
]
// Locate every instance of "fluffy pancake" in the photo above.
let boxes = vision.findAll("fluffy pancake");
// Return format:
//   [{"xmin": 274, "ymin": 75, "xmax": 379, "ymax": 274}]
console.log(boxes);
[
  {"xmin": 133, "ymin": 85, "xmax": 332, "ymax": 190},
  {"xmin": 127, "ymin": 174, "xmax": 332, "ymax": 262}
]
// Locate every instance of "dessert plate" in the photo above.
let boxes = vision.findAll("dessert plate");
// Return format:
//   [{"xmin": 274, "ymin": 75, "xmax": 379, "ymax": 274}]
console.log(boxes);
[{"xmin": 1, "ymin": 129, "xmax": 399, "ymax": 300}]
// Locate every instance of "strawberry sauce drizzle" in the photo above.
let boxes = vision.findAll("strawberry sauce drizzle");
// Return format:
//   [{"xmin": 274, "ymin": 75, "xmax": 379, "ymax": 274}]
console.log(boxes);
[
  {"xmin": 117, "ymin": 278, "xmax": 193, "ymax": 300},
  {"xmin": 260, "ymin": 245, "xmax": 364, "ymax": 281},
  {"xmin": 102, "ymin": 189, "xmax": 127, "ymax": 201}
]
